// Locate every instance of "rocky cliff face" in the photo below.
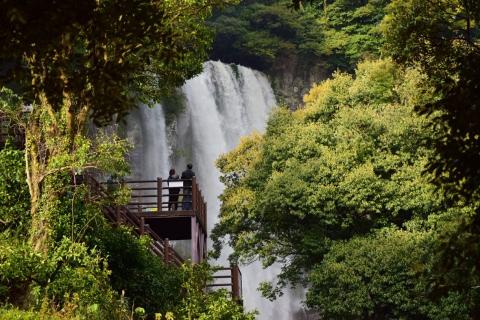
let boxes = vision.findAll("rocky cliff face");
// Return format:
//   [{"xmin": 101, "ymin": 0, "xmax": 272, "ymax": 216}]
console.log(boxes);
[{"xmin": 268, "ymin": 53, "xmax": 328, "ymax": 109}]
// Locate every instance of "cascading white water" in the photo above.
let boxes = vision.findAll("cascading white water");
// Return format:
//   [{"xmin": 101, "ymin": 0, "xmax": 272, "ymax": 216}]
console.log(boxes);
[
  {"xmin": 126, "ymin": 103, "xmax": 170, "ymax": 179},
  {"xmin": 127, "ymin": 61, "xmax": 307, "ymax": 319}
]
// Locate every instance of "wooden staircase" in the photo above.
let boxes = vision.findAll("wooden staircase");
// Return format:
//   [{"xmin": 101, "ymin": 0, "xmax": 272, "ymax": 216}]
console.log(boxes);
[
  {"xmin": 85, "ymin": 174, "xmax": 184, "ymax": 266},
  {"xmin": 0, "ymin": 113, "xmax": 243, "ymax": 302}
]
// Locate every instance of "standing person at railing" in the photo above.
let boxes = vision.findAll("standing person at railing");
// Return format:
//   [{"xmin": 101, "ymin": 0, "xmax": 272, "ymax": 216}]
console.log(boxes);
[
  {"xmin": 167, "ymin": 168, "xmax": 180, "ymax": 211},
  {"xmin": 181, "ymin": 163, "xmax": 195, "ymax": 210}
]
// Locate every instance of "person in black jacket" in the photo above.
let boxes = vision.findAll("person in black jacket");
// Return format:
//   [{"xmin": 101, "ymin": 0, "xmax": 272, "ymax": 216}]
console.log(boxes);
[
  {"xmin": 167, "ymin": 168, "xmax": 180, "ymax": 211},
  {"xmin": 181, "ymin": 164, "xmax": 195, "ymax": 210}
]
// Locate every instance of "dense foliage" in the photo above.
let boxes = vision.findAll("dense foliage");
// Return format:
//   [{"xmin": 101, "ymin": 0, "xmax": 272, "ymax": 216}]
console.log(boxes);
[
  {"xmin": 0, "ymin": 1, "xmax": 255, "ymax": 319},
  {"xmin": 209, "ymin": 0, "xmax": 389, "ymax": 72},
  {"xmin": 0, "ymin": 143, "xmax": 30, "ymax": 234},
  {"xmin": 0, "ymin": 0, "xmax": 231, "ymax": 123},
  {"xmin": 0, "ymin": 124, "xmax": 252, "ymax": 318},
  {"xmin": 209, "ymin": 0, "xmax": 324, "ymax": 70},
  {"xmin": 382, "ymin": 0, "xmax": 480, "ymax": 199},
  {"xmin": 213, "ymin": 59, "xmax": 436, "ymax": 283},
  {"xmin": 380, "ymin": 1, "xmax": 480, "ymax": 316},
  {"xmin": 212, "ymin": 58, "xmax": 480, "ymax": 317}
]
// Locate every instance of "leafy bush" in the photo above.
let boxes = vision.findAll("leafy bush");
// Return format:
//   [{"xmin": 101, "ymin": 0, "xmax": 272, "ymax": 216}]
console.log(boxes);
[
  {"xmin": 91, "ymin": 227, "xmax": 183, "ymax": 316},
  {"xmin": 0, "ymin": 144, "xmax": 30, "ymax": 235},
  {"xmin": 307, "ymin": 226, "xmax": 471, "ymax": 319},
  {"xmin": 0, "ymin": 308, "xmax": 63, "ymax": 320},
  {"xmin": 176, "ymin": 263, "xmax": 257, "ymax": 320}
]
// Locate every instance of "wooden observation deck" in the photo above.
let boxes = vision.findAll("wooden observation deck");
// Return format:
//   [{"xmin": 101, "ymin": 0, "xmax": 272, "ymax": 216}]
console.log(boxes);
[
  {"xmin": 0, "ymin": 114, "xmax": 243, "ymax": 302},
  {"xmin": 122, "ymin": 177, "xmax": 208, "ymax": 263}
]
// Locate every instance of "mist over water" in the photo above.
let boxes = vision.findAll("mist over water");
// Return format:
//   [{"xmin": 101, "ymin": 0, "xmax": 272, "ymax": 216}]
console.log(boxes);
[{"xmin": 127, "ymin": 61, "xmax": 307, "ymax": 319}]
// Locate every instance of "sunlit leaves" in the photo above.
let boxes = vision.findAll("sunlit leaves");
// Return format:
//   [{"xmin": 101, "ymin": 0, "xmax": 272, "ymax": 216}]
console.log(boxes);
[
  {"xmin": 213, "ymin": 59, "xmax": 439, "ymax": 297},
  {"xmin": 0, "ymin": 145, "xmax": 29, "ymax": 234}
]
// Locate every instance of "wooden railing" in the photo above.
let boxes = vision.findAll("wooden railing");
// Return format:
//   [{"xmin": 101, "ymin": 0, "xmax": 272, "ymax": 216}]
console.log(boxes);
[
  {"xmin": 208, "ymin": 265, "xmax": 243, "ymax": 304},
  {"xmin": 85, "ymin": 174, "xmax": 184, "ymax": 267},
  {"xmin": 115, "ymin": 177, "xmax": 207, "ymax": 233}
]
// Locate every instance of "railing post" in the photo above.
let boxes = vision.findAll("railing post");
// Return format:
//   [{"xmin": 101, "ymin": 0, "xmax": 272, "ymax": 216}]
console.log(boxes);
[
  {"xmin": 231, "ymin": 265, "xmax": 241, "ymax": 302},
  {"xmin": 204, "ymin": 200, "xmax": 207, "ymax": 235},
  {"xmin": 192, "ymin": 177, "xmax": 197, "ymax": 212},
  {"xmin": 164, "ymin": 238, "xmax": 170, "ymax": 264},
  {"xmin": 157, "ymin": 177, "xmax": 162, "ymax": 212}
]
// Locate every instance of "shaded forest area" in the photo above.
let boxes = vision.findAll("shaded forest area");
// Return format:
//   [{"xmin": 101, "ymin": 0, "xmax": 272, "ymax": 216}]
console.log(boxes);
[
  {"xmin": 209, "ymin": 0, "xmax": 388, "ymax": 72},
  {"xmin": 209, "ymin": 0, "xmax": 389, "ymax": 106}
]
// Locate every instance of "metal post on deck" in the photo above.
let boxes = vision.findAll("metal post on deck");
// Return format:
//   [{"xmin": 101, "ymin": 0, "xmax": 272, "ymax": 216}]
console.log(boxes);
[{"xmin": 157, "ymin": 177, "xmax": 162, "ymax": 212}]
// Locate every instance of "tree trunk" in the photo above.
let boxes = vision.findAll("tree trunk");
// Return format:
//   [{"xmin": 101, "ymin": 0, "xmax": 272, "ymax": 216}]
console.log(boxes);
[
  {"xmin": 25, "ymin": 93, "xmax": 87, "ymax": 255},
  {"xmin": 26, "ymin": 106, "xmax": 51, "ymax": 255}
]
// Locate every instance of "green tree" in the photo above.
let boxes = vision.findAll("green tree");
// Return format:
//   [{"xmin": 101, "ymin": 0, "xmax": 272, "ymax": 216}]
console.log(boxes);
[
  {"xmin": 209, "ymin": 0, "xmax": 324, "ymax": 70},
  {"xmin": 382, "ymin": 2, "xmax": 480, "ymax": 315},
  {"xmin": 307, "ymin": 225, "xmax": 473, "ymax": 319},
  {"xmin": 91, "ymin": 227, "xmax": 184, "ymax": 316},
  {"xmin": 316, "ymin": 0, "xmax": 390, "ymax": 70},
  {"xmin": 212, "ymin": 59, "xmax": 440, "ymax": 295},
  {"xmin": 209, "ymin": 0, "xmax": 390, "ymax": 73},
  {"xmin": 0, "ymin": 0, "xmax": 233, "ymax": 256},
  {"xmin": 381, "ymin": 0, "xmax": 480, "ymax": 198}
]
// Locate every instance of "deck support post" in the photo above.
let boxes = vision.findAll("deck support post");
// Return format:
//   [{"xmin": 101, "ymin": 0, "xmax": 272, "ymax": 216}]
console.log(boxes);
[
  {"xmin": 191, "ymin": 217, "xmax": 198, "ymax": 263},
  {"xmin": 164, "ymin": 238, "xmax": 170, "ymax": 264},
  {"xmin": 192, "ymin": 177, "xmax": 197, "ymax": 211},
  {"xmin": 157, "ymin": 177, "xmax": 162, "ymax": 212},
  {"xmin": 231, "ymin": 265, "xmax": 241, "ymax": 303}
]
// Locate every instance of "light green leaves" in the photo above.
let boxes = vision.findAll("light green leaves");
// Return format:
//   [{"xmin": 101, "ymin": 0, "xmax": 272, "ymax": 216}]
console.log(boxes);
[{"xmin": 213, "ymin": 59, "xmax": 440, "ymax": 299}]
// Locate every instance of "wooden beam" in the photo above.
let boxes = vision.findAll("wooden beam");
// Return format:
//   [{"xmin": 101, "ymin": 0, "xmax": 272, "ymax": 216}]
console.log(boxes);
[
  {"xmin": 231, "ymin": 265, "xmax": 241, "ymax": 302},
  {"xmin": 164, "ymin": 238, "xmax": 170, "ymax": 264},
  {"xmin": 157, "ymin": 177, "xmax": 162, "ymax": 213},
  {"xmin": 191, "ymin": 216, "xmax": 198, "ymax": 263}
]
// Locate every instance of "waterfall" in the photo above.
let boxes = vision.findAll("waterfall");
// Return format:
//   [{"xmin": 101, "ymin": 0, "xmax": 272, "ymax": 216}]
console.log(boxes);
[
  {"xmin": 126, "ymin": 103, "xmax": 170, "ymax": 179},
  {"xmin": 127, "ymin": 61, "xmax": 307, "ymax": 319}
]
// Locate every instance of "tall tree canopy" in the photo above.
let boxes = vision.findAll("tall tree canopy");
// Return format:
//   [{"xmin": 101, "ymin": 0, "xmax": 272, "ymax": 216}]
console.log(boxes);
[
  {"xmin": 212, "ymin": 59, "xmax": 441, "ymax": 293},
  {"xmin": 382, "ymin": 0, "xmax": 480, "ymax": 198},
  {"xmin": 0, "ymin": 0, "xmax": 229, "ymax": 123},
  {"xmin": 0, "ymin": 0, "xmax": 233, "ymax": 254},
  {"xmin": 209, "ymin": 0, "xmax": 389, "ymax": 72}
]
